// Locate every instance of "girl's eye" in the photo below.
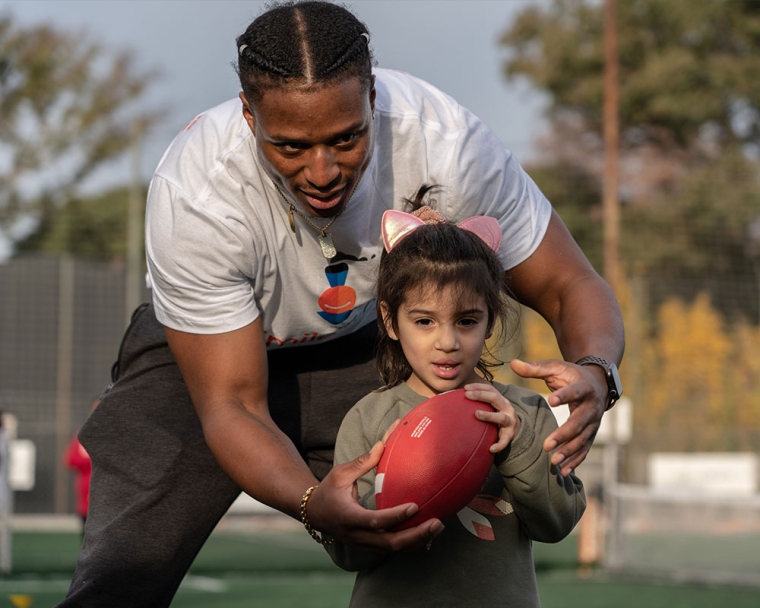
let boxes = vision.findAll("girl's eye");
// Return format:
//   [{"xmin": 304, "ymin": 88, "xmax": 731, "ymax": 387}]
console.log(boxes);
[
  {"xmin": 459, "ymin": 318, "xmax": 479, "ymax": 327},
  {"xmin": 415, "ymin": 318, "xmax": 433, "ymax": 327}
]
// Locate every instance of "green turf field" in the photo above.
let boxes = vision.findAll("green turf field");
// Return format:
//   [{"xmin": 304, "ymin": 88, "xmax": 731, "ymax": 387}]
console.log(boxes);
[{"xmin": 5, "ymin": 524, "xmax": 760, "ymax": 607}]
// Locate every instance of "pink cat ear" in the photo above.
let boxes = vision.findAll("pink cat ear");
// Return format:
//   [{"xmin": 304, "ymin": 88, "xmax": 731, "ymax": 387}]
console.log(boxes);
[
  {"xmin": 457, "ymin": 216, "xmax": 502, "ymax": 253},
  {"xmin": 382, "ymin": 210, "xmax": 426, "ymax": 252}
]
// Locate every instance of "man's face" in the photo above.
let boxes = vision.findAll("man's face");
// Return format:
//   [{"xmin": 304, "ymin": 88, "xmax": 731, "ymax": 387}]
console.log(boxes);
[{"xmin": 240, "ymin": 76, "xmax": 375, "ymax": 218}]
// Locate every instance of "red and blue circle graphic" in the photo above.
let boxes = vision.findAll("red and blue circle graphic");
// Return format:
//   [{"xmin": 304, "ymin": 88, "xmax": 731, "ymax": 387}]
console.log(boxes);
[{"xmin": 318, "ymin": 263, "xmax": 356, "ymax": 324}]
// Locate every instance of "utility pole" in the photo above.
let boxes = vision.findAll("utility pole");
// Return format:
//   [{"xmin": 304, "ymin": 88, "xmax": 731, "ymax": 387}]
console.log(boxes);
[
  {"xmin": 603, "ymin": 0, "xmax": 620, "ymax": 294},
  {"xmin": 602, "ymin": 0, "xmax": 622, "ymax": 571},
  {"xmin": 579, "ymin": 0, "xmax": 622, "ymax": 572}
]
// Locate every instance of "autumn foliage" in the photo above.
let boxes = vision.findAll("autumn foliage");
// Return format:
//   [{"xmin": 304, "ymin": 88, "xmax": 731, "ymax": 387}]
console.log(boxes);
[{"xmin": 508, "ymin": 281, "xmax": 760, "ymax": 455}]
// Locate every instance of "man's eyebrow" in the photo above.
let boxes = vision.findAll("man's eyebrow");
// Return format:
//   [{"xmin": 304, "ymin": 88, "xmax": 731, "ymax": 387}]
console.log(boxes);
[{"xmin": 266, "ymin": 121, "xmax": 369, "ymax": 144}]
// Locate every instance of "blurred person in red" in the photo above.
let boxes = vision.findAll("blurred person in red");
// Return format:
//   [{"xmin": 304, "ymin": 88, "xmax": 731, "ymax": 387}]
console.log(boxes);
[{"xmin": 66, "ymin": 398, "xmax": 99, "ymax": 530}]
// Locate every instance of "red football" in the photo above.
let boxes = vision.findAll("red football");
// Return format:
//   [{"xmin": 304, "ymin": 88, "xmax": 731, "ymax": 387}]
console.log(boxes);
[{"xmin": 375, "ymin": 388, "xmax": 497, "ymax": 530}]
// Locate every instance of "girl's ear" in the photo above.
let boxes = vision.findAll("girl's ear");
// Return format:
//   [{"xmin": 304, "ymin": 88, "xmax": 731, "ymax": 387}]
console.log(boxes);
[{"xmin": 380, "ymin": 302, "xmax": 398, "ymax": 340}]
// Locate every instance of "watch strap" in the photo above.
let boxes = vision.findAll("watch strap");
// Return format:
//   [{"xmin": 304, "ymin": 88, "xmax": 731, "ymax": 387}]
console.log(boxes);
[
  {"xmin": 575, "ymin": 355, "xmax": 611, "ymax": 369},
  {"xmin": 575, "ymin": 356, "xmax": 621, "ymax": 410}
]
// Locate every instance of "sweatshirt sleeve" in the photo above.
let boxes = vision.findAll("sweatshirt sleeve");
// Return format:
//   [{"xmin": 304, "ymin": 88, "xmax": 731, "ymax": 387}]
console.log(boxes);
[
  {"xmin": 324, "ymin": 399, "xmax": 389, "ymax": 572},
  {"xmin": 495, "ymin": 387, "xmax": 586, "ymax": 543}
]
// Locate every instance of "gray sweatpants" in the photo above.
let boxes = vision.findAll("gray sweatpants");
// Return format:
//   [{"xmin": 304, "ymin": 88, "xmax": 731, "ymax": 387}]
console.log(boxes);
[{"xmin": 57, "ymin": 303, "xmax": 380, "ymax": 607}]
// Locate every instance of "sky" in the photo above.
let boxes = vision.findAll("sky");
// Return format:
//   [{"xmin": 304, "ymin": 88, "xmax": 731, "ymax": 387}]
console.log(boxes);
[{"xmin": 3, "ymin": 0, "xmax": 550, "ymax": 189}]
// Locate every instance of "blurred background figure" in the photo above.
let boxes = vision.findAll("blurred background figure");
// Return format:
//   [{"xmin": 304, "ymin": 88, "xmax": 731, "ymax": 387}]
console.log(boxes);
[
  {"xmin": 0, "ymin": 410, "xmax": 12, "ymax": 575},
  {"xmin": 65, "ymin": 398, "xmax": 99, "ymax": 534}
]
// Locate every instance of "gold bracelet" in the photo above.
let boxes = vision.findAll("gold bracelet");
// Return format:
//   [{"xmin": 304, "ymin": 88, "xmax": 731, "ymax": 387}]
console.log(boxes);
[{"xmin": 299, "ymin": 485, "xmax": 334, "ymax": 546}]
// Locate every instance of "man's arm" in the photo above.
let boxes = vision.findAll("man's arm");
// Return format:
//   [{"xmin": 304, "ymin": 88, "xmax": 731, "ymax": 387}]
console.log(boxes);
[
  {"xmin": 506, "ymin": 210, "xmax": 625, "ymax": 475},
  {"xmin": 164, "ymin": 319, "xmax": 443, "ymax": 549}
]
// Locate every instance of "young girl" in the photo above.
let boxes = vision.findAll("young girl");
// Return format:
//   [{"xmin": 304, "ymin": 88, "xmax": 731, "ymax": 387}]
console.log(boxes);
[{"xmin": 326, "ymin": 186, "xmax": 587, "ymax": 608}]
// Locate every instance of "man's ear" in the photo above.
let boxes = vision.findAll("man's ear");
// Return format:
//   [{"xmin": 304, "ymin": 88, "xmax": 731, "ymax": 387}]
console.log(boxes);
[
  {"xmin": 380, "ymin": 302, "xmax": 398, "ymax": 340},
  {"xmin": 239, "ymin": 91, "xmax": 255, "ymax": 134}
]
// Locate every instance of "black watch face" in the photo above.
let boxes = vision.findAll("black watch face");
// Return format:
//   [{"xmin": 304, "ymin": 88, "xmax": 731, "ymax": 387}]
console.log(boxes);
[{"xmin": 608, "ymin": 363, "xmax": 623, "ymax": 398}]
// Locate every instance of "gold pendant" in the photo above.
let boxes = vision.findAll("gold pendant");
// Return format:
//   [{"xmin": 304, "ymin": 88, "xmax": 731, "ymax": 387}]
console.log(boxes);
[
  {"xmin": 288, "ymin": 206, "xmax": 296, "ymax": 233},
  {"xmin": 318, "ymin": 233, "xmax": 337, "ymax": 259}
]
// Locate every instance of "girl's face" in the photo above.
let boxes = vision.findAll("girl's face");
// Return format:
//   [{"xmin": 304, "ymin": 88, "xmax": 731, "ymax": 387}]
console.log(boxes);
[
  {"xmin": 383, "ymin": 282, "xmax": 491, "ymax": 398},
  {"xmin": 239, "ymin": 76, "xmax": 375, "ymax": 219}
]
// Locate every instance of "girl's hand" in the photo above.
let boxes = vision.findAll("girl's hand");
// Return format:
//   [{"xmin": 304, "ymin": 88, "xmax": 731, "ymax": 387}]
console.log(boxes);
[{"xmin": 464, "ymin": 383, "xmax": 521, "ymax": 454}]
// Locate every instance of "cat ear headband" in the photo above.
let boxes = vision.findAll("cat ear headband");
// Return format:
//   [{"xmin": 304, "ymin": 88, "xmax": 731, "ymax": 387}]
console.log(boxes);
[{"xmin": 382, "ymin": 208, "xmax": 502, "ymax": 253}]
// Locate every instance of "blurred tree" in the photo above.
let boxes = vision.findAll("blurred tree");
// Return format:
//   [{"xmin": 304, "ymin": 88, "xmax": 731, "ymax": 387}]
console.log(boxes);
[
  {"xmin": 516, "ymin": 283, "xmax": 760, "ymax": 454},
  {"xmin": 503, "ymin": 0, "xmax": 760, "ymax": 155},
  {"xmin": 623, "ymin": 147, "xmax": 760, "ymax": 320},
  {"xmin": 502, "ymin": 0, "xmax": 760, "ymax": 320},
  {"xmin": 640, "ymin": 293, "xmax": 730, "ymax": 451},
  {"xmin": 729, "ymin": 320, "xmax": 760, "ymax": 450},
  {"xmin": 526, "ymin": 162, "xmax": 603, "ymax": 270},
  {"xmin": 636, "ymin": 293, "xmax": 760, "ymax": 452},
  {"xmin": 0, "ymin": 14, "xmax": 160, "ymax": 256},
  {"xmin": 14, "ymin": 185, "xmax": 146, "ymax": 260}
]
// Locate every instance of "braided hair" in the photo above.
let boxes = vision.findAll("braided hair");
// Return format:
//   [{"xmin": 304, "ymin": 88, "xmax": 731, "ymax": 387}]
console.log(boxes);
[{"xmin": 236, "ymin": 1, "xmax": 374, "ymax": 104}]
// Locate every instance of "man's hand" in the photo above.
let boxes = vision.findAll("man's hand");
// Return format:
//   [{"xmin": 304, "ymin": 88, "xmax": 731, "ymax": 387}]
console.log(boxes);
[
  {"xmin": 307, "ymin": 441, "xmax": 444, "ymax": 552},
  {"xmin": 510, "ymin": 358, "xmax": 607, "ymax": 476},
  {"xmin": 504, "ymin": 211, "xmax": 624, "ymax": 475}
]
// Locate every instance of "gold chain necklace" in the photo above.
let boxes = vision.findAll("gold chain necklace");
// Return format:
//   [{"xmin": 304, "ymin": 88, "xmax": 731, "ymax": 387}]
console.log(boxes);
[{"xmin": 273, "ymin": 182, "xmax": 355, "ymax": 259}]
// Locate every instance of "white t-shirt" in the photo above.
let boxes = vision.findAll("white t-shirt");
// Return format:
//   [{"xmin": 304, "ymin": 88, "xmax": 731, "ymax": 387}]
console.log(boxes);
[{"xmin": 145, "ymin": 68, "xmax": 552, "ymax": 348}]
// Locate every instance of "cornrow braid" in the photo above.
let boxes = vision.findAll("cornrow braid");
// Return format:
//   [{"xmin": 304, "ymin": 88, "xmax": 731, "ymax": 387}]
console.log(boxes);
[
  {"xmin": 236, "ymin": 1, "xmax": 374, "ymax": 104},
  {"xmin": 238, "ymin": 44, "xmax": 294, "ymax": 79},
  {"xmin": 323, "ymin": 32, "xmax": 370, "ymax": 77}
]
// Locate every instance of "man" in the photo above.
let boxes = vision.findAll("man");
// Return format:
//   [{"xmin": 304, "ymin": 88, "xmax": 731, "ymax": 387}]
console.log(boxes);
[{"xmin": 58, "ymin": 2, "xmax": 623, "ymax": 606}]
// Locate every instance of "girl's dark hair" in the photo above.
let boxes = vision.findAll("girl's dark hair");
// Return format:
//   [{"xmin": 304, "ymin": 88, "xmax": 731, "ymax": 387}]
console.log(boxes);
[
  {"xmin": 376, "ymin": 185, "xmax": 518, "ymax": 388},
  {"xmin": 236, "ymin": 1, "xmax": 374, "ymax": 104}
]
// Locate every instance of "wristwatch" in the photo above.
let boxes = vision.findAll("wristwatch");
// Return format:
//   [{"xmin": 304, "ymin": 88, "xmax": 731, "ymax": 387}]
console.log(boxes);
[{"xmin": 575, "ymin": 356, "xmax": 623, "ymax": 410}]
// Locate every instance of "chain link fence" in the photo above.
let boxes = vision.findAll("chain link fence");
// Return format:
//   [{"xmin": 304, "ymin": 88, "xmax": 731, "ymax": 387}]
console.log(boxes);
[{"xmin": 0, "ymin": 254, "xmax": 148, "ymax": 514}]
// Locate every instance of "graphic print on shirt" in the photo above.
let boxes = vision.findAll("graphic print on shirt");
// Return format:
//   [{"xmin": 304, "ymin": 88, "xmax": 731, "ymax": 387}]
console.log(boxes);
[
  {"xmin": 456, "ymin": 492, "xmax": 514, "ymax": 541},
  {"xmin": 317, "ymin": 262, "xmax": 357, "ymax": 324}
]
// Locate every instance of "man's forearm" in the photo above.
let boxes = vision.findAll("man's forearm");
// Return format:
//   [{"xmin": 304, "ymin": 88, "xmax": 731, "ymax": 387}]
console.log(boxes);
[
  {"xmin": 551, "ymin": 274, "xmax": 625, "ymax": 366},
  {"xmin": 201, "ymin": 402, "xmax": 317, "ymax": 520}
]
